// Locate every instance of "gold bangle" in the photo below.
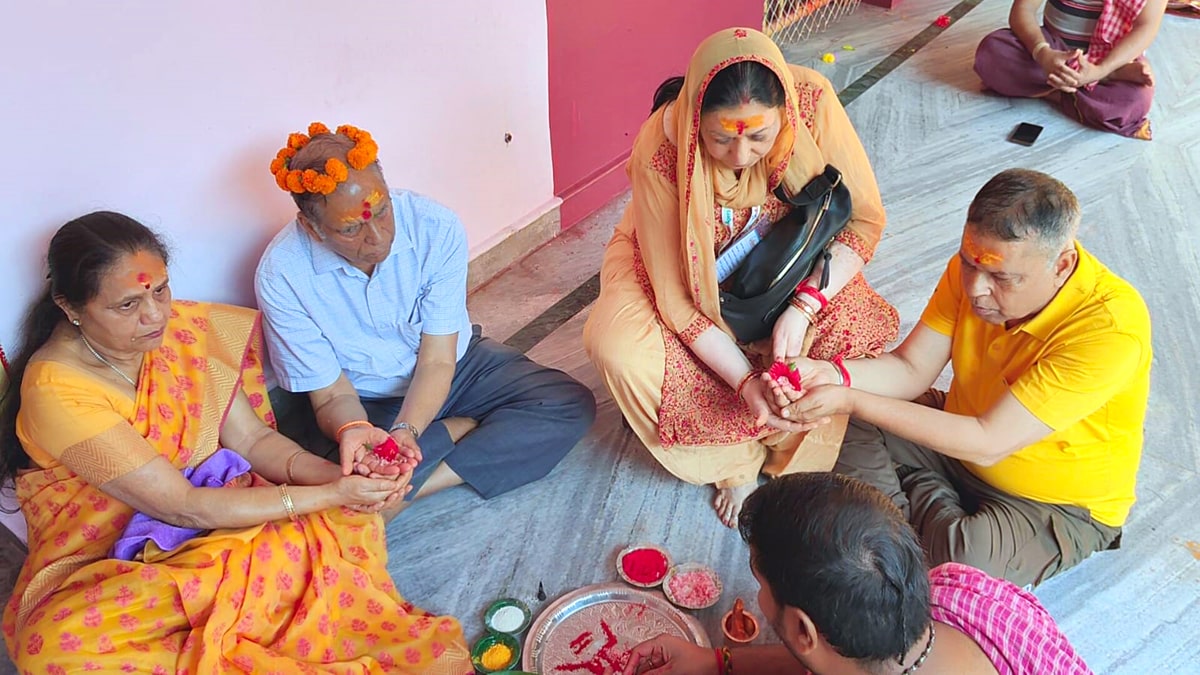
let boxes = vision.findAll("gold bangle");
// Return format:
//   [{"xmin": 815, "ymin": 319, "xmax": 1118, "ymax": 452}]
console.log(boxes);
[
  {"xmin": 335, "ymin": 420, "xmax": 371, "ymax": 441},
  {"xmin": 284, "ymin": 450, "xmax": 305, "ymax": 484},
  {"xmin": 278, "ymin": 485, "xmax": 298, "ymax": 521},
  {"xmin": 278, "ymin": 484, "xmax": 298, "ymax": 522},
  {"xmin": 789, "ymin": 296, "xmax": 819, "ymax": 323}
]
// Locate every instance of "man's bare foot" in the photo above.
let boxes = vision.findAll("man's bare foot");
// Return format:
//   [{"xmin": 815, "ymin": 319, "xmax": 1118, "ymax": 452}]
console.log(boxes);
[
  {"xmin": 1109, "ymin": 59, "xmax": 1154, "ymax": 86},
  {"xmin": 713, "ymin": 483, "xmax": 757, "ymax": 528},
  {"xmin": 379, "ymin": 420, "xmax": 475, "ymax": 523},
  {"xmin": 442, "ymin": 416, "xmax": 478, "ymax": 443}
]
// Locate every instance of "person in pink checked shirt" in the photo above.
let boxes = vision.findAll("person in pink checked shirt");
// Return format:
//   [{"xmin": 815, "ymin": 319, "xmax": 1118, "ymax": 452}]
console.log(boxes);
[{"xmin": 623, "ymin": 473, "xmax": 1091, "ymax": 675}]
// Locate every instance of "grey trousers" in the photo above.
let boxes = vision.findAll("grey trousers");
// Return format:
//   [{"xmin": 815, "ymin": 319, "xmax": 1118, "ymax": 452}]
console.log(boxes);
[
  {"xmin": 272, "ymin": 327, "xmax": 596, "ymax": 500},
  {"xmin": 833, "ymin": 392, "xmax": 1122, "ymax": 588}
]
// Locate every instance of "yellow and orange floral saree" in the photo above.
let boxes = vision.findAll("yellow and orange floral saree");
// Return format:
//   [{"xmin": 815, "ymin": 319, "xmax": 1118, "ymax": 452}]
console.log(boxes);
[{"xmin": 3, "ymin": 301, "xmax": 471, "ymax": 674}]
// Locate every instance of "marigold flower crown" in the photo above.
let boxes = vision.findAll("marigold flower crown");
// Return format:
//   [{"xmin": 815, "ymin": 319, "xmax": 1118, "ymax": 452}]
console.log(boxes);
[{"xmin": 269, "ymin": 122, "xmax": 379, "ymax": 195}]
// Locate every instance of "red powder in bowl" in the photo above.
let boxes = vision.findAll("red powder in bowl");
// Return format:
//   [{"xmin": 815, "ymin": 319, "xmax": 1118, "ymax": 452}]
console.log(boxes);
[{"xmin": 621, "ymin": 548, "xmax": 669, "ymax": 585}]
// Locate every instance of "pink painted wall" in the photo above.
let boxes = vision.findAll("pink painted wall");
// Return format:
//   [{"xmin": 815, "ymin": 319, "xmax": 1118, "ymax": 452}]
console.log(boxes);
[
  {"xmin": 0, "ymin": 0, "xmax": 557, "ymax": 542},
  {"xmin": 547, "ymin": 0, "xmax": 764, "ymax": 229},
  {"xmin": 0, "ymin": 0, "xmax": 556, "ymax": 351}
]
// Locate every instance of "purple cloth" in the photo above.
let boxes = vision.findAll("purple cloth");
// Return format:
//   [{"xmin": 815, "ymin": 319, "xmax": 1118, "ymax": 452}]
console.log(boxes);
[
  {"xmin": 110, "ymin": 449, "xmax": 252, "ymax": 561},
  {"xmin": 974, "ymin": 27, "xmax": 1153, "ymax": 138}
]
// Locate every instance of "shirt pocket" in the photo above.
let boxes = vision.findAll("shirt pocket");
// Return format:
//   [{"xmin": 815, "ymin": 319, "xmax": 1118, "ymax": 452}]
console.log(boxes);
[
  {"xmin": 406, "ymin": 284, "xmax": 432, "ymax": 325},
  {"xmin": 399, "ymin": 284, "xmax": 432, "ymax": 351}
]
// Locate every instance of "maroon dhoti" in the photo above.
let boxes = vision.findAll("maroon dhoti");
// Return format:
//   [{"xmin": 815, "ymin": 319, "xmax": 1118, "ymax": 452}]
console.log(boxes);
[{"xmin": 973, "ymin": 27, "xmax": 1153, "ymax": 139}]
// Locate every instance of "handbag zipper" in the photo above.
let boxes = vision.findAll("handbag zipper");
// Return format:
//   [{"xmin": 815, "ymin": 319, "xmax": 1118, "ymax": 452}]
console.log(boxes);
[{"xmin": 766, "ymin": 189, "xmax": 833, "ymax": 290}]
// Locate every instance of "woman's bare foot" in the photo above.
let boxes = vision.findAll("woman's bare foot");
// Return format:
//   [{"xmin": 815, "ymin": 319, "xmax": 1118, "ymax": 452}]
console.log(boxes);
[
  {"xmin": 1109, "ymin": 59, "xmax": 1154, "ymax": 86},
  {"xmin": 713, "ymin": 483, "xmax": 757, "ymax": 528}
]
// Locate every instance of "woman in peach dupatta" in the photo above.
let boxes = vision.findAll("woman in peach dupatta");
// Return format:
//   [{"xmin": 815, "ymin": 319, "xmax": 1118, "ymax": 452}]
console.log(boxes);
[
  {"xmin": 0, "ymin": 212, "xmax": 472, "ymax": 674},
  {"xmin": 584, "ymin": 28, "xmax": 898, "ymax": 526}
]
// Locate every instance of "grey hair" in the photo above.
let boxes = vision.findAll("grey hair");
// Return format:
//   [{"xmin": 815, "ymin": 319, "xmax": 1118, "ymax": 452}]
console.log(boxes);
[
  {"xmin": 966, "ymin": 169, "xmax": 1080, "ymax": 257},
  {"xmin": 288, "ymin": 133, "xmax": 382, "ymax": 221}
]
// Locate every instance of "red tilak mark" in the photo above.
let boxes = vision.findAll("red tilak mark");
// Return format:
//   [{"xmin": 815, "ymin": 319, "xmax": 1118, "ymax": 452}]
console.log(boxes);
[
  {"xmin": 362, "ymin": 210, "xmax": 372, "ymax": 220},
  {"xmin": 362, "ymin": 201, "xmax": 371, "ymax": 208},
  {"xmin": 137, "ymin": 272, "xmax": 151, "ymax": 289},
  {"xmin": 734, "ymin": 29, "xmax": 748, "ymax": 38},
  {"xmin": 735, "ymin": 120, "xmax": 748, "ymax": 135},
  {"xmin": 974, "ymin": 256, "xmax": 982, "ymax": 265}
]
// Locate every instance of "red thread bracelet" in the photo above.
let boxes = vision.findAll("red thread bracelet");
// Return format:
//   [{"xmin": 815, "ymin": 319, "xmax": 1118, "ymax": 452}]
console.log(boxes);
[
  {"xmin": 714, "ymin": 647, "xmax": 726, "ymax": 675},
  {"xmin": 832, "ymin": 354, "xmax": 852, "ymax": 387},
  {"xmin": 735, "ymin": 371, "xmax": 759, "ymax": 400},
  {"xmin": 795, "ymin": 283, "xmax": 829, "ymax": 311}
]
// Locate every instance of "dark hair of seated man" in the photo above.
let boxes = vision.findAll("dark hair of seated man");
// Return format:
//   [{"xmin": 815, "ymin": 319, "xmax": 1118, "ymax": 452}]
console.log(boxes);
[{"xmin": 739, "ymin": 472, "xmax": 931, "ymax": 670}]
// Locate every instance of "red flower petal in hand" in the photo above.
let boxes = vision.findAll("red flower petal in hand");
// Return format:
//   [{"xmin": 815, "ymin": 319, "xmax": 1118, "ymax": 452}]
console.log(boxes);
[
  {"xmin": 768, "ymin": 362, "xmax": 802, "ymax": 390},
  {"xmin": 372, "ymin": 437, "xmax": 400, "ymax": 463}
]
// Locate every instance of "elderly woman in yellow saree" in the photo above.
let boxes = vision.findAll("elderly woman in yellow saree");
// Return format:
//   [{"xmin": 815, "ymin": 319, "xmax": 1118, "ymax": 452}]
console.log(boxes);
[
  {"xmin": 0, "ymin": 212, "xmax": 473, "ymax": 673},
  {"xmin": 583, "ymin": 28, "xmax": 899, "ymax": 527}
]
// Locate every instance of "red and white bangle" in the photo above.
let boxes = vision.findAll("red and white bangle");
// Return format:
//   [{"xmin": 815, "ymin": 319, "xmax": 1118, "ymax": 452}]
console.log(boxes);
[
  {"xmin": 795, "ymin": 283, "xmax": 829, "ymax": 311},
  {"xmin": 831, "ymin": 354, "xmax": 852, "ymax": 388}
]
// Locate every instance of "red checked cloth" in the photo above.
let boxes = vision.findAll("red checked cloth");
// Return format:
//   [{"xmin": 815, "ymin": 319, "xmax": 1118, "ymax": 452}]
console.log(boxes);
[{"xmin": 1088, "ymin": 0, "xmax": 1148, "ymax": 64}]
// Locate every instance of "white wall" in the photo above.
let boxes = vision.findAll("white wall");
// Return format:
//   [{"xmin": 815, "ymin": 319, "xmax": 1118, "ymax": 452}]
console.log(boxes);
[{"xmin": 0, "ymin": 0, "xmax": 556, "ymax": 348}]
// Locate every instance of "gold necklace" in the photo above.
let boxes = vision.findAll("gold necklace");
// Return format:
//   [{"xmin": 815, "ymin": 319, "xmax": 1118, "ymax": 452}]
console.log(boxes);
[
  {"xmin": 79, "ymin": 332, "xmax": 138, "ymax": 388},
  {"xmin": 899, "ymin": 625, "xmax": 935, "ymax": 675}
]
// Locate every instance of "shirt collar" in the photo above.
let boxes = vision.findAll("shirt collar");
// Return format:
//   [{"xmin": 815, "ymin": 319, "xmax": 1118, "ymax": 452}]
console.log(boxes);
[{"xmin": 1018, "ymin": 242, "xmax": 1097, "ymax": 341}]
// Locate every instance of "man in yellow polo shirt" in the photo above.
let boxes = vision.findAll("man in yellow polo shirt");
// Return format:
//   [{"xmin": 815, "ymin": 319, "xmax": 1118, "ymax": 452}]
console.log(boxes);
[{"xmin": 786, "ymin": 168, "xmax": 1151, "ymax": 588}]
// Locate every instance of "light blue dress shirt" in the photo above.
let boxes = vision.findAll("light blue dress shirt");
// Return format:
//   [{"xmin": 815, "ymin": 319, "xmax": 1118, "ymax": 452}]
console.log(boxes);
[{"xmin": 255, "ymin": 189, "xmax": 473, "ymax": 398}]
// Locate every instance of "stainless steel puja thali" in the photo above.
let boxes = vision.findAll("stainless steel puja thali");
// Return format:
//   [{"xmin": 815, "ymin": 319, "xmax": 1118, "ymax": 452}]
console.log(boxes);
[{"xmin": 523, "ymin": 583, "xmax": 710, "ymax": 673}]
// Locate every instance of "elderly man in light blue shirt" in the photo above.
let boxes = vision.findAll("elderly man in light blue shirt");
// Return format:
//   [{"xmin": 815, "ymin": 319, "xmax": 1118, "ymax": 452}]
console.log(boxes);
[{"xmin": 256, "ymin": 127, "xmax": 595, "ymax": 519}]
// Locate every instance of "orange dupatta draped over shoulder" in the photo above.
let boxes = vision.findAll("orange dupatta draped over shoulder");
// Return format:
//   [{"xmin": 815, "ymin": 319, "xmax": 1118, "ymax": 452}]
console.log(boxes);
[
  {"xmin": 4, "ymin": 301, "xmax": 470, "ymax": 674},
  {"xmin": 584, "ymin": 27, "xmax": 896, "ymax": 475}
]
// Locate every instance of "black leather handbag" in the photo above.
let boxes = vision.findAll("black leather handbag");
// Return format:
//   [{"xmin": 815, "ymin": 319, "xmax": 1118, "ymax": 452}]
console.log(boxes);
[{"xmin": 719, "ymin": 164, "xmax": 851, "ymax": 344}]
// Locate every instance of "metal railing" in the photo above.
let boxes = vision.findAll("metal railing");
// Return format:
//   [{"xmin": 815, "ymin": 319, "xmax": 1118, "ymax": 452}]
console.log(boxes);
[{"xmin": 765, "ymin": 0, "xmax": 862, "ymax": 44}]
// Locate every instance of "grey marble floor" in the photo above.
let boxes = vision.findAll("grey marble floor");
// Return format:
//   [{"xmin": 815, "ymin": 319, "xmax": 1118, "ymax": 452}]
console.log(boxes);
[{"xmin": 2, "ymin": 0, "xmax": 1197, "ymax": 672}]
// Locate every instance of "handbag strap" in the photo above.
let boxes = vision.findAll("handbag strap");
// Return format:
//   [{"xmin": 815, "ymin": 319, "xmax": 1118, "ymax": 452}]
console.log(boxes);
[
  {"xmin": 773, "ymin": 165, "xmax": 841, "ymax": 290},
  {"xmin": 773, "ymin": 165, "xmax": 842, "ymax": 207}
]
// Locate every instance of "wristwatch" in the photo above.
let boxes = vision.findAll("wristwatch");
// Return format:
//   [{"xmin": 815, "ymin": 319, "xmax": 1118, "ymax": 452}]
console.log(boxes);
[{"xmin": 388, "ymin": 421, "xmax": 421, "ymax": 440}]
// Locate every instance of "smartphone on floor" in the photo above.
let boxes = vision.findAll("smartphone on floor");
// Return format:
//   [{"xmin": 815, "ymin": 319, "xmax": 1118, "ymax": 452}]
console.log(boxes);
[{"xmin": 1008, "ymin": 122, "xmax": 1044, "ymax": 146}]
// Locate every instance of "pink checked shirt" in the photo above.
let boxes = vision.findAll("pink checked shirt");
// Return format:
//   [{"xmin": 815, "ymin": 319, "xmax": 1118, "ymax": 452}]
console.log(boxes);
[{"xmin": 930, "ymin": 563, "xmax": 1093, "ymax": 675}]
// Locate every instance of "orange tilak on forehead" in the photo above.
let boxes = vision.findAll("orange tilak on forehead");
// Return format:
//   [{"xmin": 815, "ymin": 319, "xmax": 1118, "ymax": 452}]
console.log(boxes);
[
  {"xmin": 344, "ymin": 190, "xmax": 383, "ymax": 223},
  {"xmin": 719, "ymin": 115, "xmax": 765, "ymax": 135},
  {"xmin": 964, "ymin": 234, "xmax": 1003, "ymax": 266}
]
